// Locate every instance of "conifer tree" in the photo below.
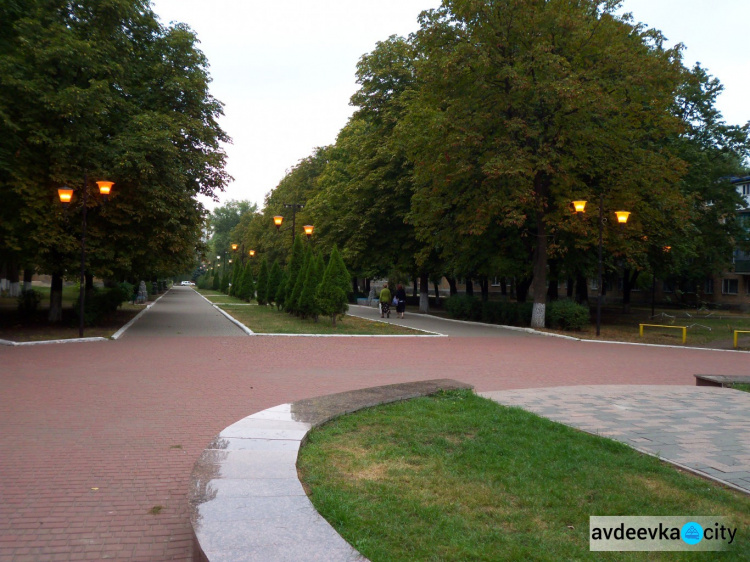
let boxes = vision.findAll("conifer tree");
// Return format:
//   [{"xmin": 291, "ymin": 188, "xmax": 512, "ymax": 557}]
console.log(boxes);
[
  {"xmin": 289, "ymin": 245, "xmax": 311, "ymax": 315},
  {"xmin": 220, "ymin": 270, "xmax": 230, "ymax": 294},
  {"xmin": 212, "ymin": 272, "xmax": 220, "ymax": 291},
  {"xmin": 284, "ymin": 235, "xmax": 305, "ymax": 310},
  {"xmin": 237, "ymin": 262, "xmax": 255, "ymax": 301},
  {"xmin": 255, "ymin": 257, "xmax": 270, "ymax": 305},
  {"xmin": 274, "ymin": 269, "xmax": 288, "ymax": 310},
  {"xmin": 299, "ymin": 252, "xmax": 324, "ymax": 320},
  {"xmin": 316, "ymin": 245, "xmax": 350, "ymax": 326},
  {"xmin": 230, "ymin": 263, "xmax": 242, "ymax": 296},
  {"xmin": 267, "ymin": 260, "xmax": 282, "ymax": 307}
]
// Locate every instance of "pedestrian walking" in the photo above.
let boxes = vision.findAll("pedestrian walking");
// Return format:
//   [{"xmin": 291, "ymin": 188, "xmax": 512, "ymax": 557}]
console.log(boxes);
[
  {"xmin": 395, "ymin": 284, "xmax": 407, "ymax": 319},
  {"xmin": 379, "ymin": 285, "xmax": 391, "ymax": 318}
]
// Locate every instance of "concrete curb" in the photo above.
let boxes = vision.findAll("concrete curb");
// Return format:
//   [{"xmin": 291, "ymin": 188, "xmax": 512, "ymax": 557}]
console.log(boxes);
[
  {"xmin": 189, "ymin": 379, "xmax": 473, "ymax": 562},
  {"xmin": 111, "ymin": 289, "xmax": 171, "ymax": 340}
]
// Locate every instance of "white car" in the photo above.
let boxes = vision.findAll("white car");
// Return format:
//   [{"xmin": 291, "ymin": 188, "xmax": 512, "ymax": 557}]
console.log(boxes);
[{"xmin": 180, "ymin": 281, "xmax": 194, "ymax": 286}]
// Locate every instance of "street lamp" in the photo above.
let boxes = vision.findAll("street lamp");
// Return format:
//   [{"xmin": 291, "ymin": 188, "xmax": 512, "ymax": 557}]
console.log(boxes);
[
  {"xmin": 303, "ymin": 225, "xmax": 314, "ymax": 239},
  {"xmin": 272, "ymin": 203, "xmax": 306, "ymax": 244},
  {"xmin": 58, "ymin": 177, "xmax": 114, "ymax": 337},
  {"xmin": 248, "ymin": 249, "xmax": 256, "ymax": 258},
  {"xmin": 573, "ymin": 197, "xmax": 629, "ymax": 336}
]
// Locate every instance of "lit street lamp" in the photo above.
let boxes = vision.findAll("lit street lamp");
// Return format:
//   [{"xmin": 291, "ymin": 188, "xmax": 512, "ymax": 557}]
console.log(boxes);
[
  {"xmin": 272, "ymin": 203, "xmax": 309, "ymax": 244},
  {"xmin": 573, "ymin": 196, "xmax": 629, "ymax": 336},
  {"xmin": 58, "ymin": 177, "xmax": 114, "ymax": 337}
]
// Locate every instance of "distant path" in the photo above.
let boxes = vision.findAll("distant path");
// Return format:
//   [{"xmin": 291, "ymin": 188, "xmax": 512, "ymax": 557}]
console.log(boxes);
[
  {"xmin": 1, "ymin": 289, "xmax": 750, "ymax": 560},
  {"xmin": 121, "ymin": 286, "xmax": 246, "ymax": 338}
]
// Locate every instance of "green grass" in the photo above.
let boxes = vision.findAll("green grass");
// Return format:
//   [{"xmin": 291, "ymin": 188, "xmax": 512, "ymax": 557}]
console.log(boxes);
[
  {"xmin": 731, "ymin": 383, "xmax": 750, "ymax": 393},
  {"xmin": 298, "ymin": 390, "xmax": 750, "ymax": 561},
  {"xmin": 216, "ymin": 301, "xmax": 425, "ymax": 335},
  {"xmin": 196, "ymin": 289, "xmax": 246, "ymax": 304}
]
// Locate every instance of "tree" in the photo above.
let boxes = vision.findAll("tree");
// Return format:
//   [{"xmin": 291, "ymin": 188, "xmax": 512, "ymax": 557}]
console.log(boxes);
[
  {"xmin": 299, "ymin": 252, "xmax": 324, "ymax": 320},
  {"xmin": 266, "ymin": 260, "xmax": 282, "ymax": 307},
  {"xmin": 274, "ymin": 269, "xmax": 288, "ymax": 310},
  {"xmin": 289, "ymin": 244, "xmax": 312, "ymax": 315},
  {"xmin": 230, "ymin": 263, "xmax": 242, "ymax": 296},
  {"xmin": 399, "ymin": 0, "xmax": 686, "ymax": 327},
  {"xmin": 211, "ymin": 272, "xmax": 220, "ymax": 290},
  {"xmin": 316, "ymin": 245, "xmax": 350, "ymax": 326},
  {"xmin": 284, "ymin": 235, "xmax": 305, "ymax": 311},
  {"xmin": 0, "ymin": 0, "xmax": 230, "ymax": 321},
  {"xmin": 220, "ymin": 270, "xmax": 229, "ymax": 294},
  {"xmin": 237, "ymin": 262, "xmax": 255, "ymax": 302},
  {"xmin": 255, "ymin": 257, "xmax": 270, "ymax": 305}
]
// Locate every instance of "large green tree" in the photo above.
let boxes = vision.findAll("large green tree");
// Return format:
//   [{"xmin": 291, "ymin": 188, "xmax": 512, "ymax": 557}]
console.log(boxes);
[
  {"xmin": 399, "ymin": 0, "xmax": 687, "ymax": 327},
  {"xmin": 0, "ymin": 0, "xmax": 230, "ymax": 320}
]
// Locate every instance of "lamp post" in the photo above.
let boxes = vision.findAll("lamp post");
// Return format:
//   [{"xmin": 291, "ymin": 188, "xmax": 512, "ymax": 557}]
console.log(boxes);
[
  {"xmin": 58, "ymin": 176, "xmax": 114, "ymax": 337},
  {"xmin": 273, "ymin": 203, "xmax": 305, "ymax": 244},
  {"xmin": 303, "ymin": 225, "xmax": 314, "ymax": 241},
  {"xmin": 573, "ymin": 197, "xmax": 629, "ymax": 336}
]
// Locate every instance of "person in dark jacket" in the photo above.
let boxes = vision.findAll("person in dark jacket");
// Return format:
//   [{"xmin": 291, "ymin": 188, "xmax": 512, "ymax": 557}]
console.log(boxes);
[{"xmin": 395, "ymin": 284, "xmax": 407, "ymax": 319}]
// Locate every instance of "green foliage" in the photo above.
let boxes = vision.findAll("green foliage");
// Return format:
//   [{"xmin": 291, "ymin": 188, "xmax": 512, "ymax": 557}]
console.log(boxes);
[
  {"xmin": 284, "ymin": 236, "xmax": 306, "ymax": 311},
  {"xmin": 236, "ymin": 262, "xmax": 255, "ymax": 302},
  {"xmin": 255, "ymin": 257, "xmax": 270, "ymax": 305},
  {"xmin": 0, "ymin": 1, "xmax": 230, "ymax": 290},
  {"xmin": 316, "ymin": 245, "xmax": 350, "ymax": 325},
  {"xmin": 17, "ymin": 289, "xmax": 42, "ymax": 317},
  {"xmin": 220, "ymin": 270, "xmax": 229, "ymax": 294},
  {"xmin": 546, "ymin": 300, "xmax": 591, "ymax": 331},
  {"xmin": 445, "ymin": 295, "xmax": 532, "ymax": 327},
  {"xmin": 211, "ymin": 272, "xmax": 220, "ymax": 291},
  {"xmin": 299, "ymin": 252, "xmax": 324, "ymax": 319},
  {"xmin": 230, "ymin": 263, "xmax": 242, "ymax": 296},
  {"xmin": 289, "ymin": 245, "xmax": 312, "ymax": 314},
  {"xmin": 274, "ymin": 269, "xmax": 288, "ymax": 310},
  {"xmin": 266, "ymin": 260, "xmax": 282, "ymax": 306},
  {"xmin": 73, "ymin": 283, "xmax": 130, "ymax": 326}
]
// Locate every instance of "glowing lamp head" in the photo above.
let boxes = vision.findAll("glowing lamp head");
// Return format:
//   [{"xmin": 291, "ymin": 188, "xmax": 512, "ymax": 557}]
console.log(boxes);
[
  {"xmin": 96, "ymin": 181, "xmax": 114, "ymax": 196},
  {"xmin": 663, "ymin": 246, "xmax": 672, "ymax": 253},
  {"xmin": 303, "ymin": 224, "xmax": 314, "ymax": 237},
  {"xmin": 58, "ymin": 188, "xmax": 74, "ymax": 205},
  {"xmin": 249, "ymin": 250, "xmax": 256, "ymax": 257},
  {"xmin": 615, "ymin": 211, "xmax": 630, "ymax": 224},
  {"xmin": 231, "ymin": 243, "xmax": 238, "ymax": 251},
  {"xmin": 572, "ymin": 200, "xmax": 587, "ymax": 213},
  {"xmin": 273, "ymin": 215, "xmax": 284, "ymax": 229}
]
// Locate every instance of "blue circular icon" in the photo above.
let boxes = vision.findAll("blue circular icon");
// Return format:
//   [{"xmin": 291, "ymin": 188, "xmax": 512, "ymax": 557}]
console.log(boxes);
[{"xmin": 682, "ymin": 522, "xmax": 704, "ymax": 545}]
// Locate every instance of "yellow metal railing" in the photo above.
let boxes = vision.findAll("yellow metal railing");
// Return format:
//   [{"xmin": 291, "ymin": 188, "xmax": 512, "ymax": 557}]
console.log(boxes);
[
  {"xmin": 639, "ymin": 324, "xmax": 687, "ymax": 344},
  {"xmin": 733, "ymin": 330, "xmax": 750, "ymax": 349}
]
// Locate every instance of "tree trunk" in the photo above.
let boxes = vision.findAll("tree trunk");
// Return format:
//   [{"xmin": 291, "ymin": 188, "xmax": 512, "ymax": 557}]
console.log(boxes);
[
  {"xmin": 85, "ymin": 273, "xmax": 94, "ymax": 292},
  {"xmin": 364, "ymin": 278, "xmax": 370, "ymax": 293},
  {"xmin": 530, "ymin": 174, "xmax": 549, "ymax": 329},
  {"xmin": 480, "ymin": 276, "xmax": 489, "ymax": 301},
  {"xmin": 547, "ymin": 259, "xmax": 559, "ymax": 301},
  {"xmin": 352, "ymin": 277, "xmax": 359, "ymax": 295},
  {"xmin": 575, "ymin": 273, "xmax": 589, "ymax": 305},
  {"xmin": 49, "ymin": 273, "xmax": 63, "ymax": 323},
  {"xmin": 501, "ymin": 277, "xmax": 507, "ymax": 296},
  {"xmin": 412, "ymin": 278, "xmax": 418, "ymax": 298},
  {"xmin": 567, "ymin": 277, "xmax": 574, "ymax": 298},
  {"xmin": 23, "ymin": 268, "xmax": 33, "ymax": 292},
  {"xmin": 447, "ymin": 276, "xmax": 458, "ymax": 296},
  {"xmin": 433, "ymin": 282, "xmax": 440, "ymax": 305},
  {"xmin": 419, "ymin": 273, "xmax": 429, "ymax": 313},
  {"xmin": 622, "ymin": 269, "xmax": 639, "ymax": 314},
  {"xmin": 8, "ymin": 261, "xmax": 20, "ymax": 297},
  {"xmin": 516, "ymin": 277, "xmax": 532, "ymax": 303},
  {"xmin": 465, "ymin": 276, "xmax": 474, "ymax": 296}
]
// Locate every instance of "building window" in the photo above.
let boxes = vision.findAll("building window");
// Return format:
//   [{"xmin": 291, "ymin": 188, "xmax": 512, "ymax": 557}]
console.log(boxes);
[
  {"xmin": 743, "ymin": 184, "xmax": 750, "ymax": 196},
  {"xmin": 704, "ymin": 278, "xmax": 714, "ymax": 295},
  {"xmin": 722, "ymin": 278, "xmax": 739, "ymax": 295}
]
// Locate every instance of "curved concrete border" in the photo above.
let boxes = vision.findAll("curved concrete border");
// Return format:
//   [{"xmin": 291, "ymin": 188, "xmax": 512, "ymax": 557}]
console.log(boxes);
[{"xmin": 188, "ymin": 379, "xmax": 473, "ymax": 562}]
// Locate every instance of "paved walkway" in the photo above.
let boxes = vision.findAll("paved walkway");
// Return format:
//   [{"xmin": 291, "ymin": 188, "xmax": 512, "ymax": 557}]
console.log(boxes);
[
  {"xmin": 481, "ymin": 385, "xmax": 750, "ymax": 493},
  {"xmin": 1, "ymin": 287, "xmax": 750, "ymax": 560}
]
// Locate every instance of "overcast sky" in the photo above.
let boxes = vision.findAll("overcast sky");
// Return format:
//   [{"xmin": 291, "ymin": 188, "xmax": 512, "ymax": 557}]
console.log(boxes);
[{"xmin": 149, "ymin": 0, "xmax": 750, "ymax": 211}]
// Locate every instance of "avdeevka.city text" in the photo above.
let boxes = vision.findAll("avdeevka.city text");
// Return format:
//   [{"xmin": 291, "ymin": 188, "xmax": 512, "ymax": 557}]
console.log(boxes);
[{"xmin": 591, "ymin": 522, "xmax": 736, "ymax": 544}]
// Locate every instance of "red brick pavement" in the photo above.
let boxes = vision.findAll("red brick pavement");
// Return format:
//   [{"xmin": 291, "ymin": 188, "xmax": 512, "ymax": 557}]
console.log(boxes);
[{"xmin": 1, "ymin": 335, "xmax": 749, "ymax": 560}]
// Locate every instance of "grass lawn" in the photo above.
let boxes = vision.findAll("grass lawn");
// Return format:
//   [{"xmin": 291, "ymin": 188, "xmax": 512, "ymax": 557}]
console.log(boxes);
[
  {"xmin": 216, "ymin": 301, "xmax": 426, "ymax": 335},
  {"xmin": 731, "ymin": 383, "xmax": 750, "ymax": 393},
  {"xmin": 298, "ymin": 390, "xmax": 750, "ymax": 561},
  {"xmin": 538, "ymin": 305, "xmax": 750, "ymax": 349}
]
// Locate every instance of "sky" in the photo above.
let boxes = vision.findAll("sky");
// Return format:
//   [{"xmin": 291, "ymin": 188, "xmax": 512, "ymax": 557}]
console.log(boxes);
[{"xmin": 149, "ymin": 0, "xmax": 750, "ymax": 211}]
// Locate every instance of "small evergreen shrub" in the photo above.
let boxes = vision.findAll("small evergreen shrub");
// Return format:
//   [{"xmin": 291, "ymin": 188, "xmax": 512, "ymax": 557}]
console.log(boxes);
[
  {"xmin": 546, "ymin": 299, "xmax": 590, "ymax": 330},
  {"xmin": 445, "ymin": 295, "xmax": 533, "ymax": 327},
  {"xmin": 74, "ymin": 283, "xmax": 130, "ymax": 326},
  {"xmin": 17, "ymin": 289, "xmax": 42, "ymax": 317}
]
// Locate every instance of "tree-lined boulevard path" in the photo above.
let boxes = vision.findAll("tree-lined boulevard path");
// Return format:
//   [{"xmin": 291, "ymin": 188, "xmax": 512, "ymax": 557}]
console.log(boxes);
[{"xmin": 1, "ymin": 286, "xmax": 749, "ymax": 560}]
